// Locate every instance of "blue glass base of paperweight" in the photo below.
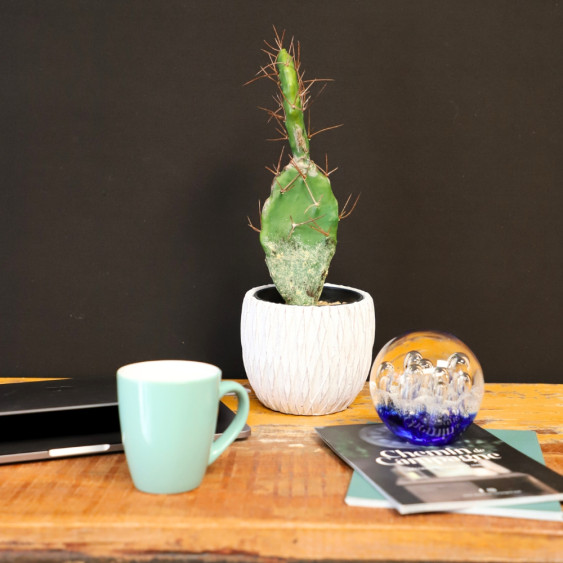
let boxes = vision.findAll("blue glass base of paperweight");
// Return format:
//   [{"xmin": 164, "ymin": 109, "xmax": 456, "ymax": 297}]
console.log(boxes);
[{"xmin": 377, "ymin": 404, "xmax": 476, "ymax": 446}]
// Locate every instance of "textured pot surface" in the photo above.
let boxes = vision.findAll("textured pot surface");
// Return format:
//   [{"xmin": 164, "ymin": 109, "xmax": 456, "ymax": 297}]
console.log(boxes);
[{"xmin": 240, "ymin": 284, "xmax": 376, "ymax": 415}]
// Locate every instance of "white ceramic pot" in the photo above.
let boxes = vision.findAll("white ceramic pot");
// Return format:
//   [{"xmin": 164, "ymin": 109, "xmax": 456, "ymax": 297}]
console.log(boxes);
[{"xmin": 240, "ymin": 283, "xmax": 375, "ymax": 415}]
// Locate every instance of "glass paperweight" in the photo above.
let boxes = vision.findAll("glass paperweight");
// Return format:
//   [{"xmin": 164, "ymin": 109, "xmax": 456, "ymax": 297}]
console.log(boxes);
[{"xmin": 369, "ymin": 331, "xmax": 484, "ymax": 446}]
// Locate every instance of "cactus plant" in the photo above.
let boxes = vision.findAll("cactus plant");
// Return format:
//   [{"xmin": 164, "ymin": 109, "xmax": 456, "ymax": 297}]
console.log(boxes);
[
  {"xmin": 249, "ymin": 34, "xmax": 345, "ymax": 306},
  {"xmin": 242, "ymin": 31, "xmax": 374, "ymax": 416}
]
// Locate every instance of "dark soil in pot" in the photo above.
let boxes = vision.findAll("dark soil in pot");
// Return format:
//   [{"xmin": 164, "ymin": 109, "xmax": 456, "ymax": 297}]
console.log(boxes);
[{"xmin": 254, "ymin": 285, "xmax": 364, "ymax": 306}]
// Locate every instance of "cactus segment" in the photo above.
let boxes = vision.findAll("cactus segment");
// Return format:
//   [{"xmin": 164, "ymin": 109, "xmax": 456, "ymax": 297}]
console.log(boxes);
[
  {"xmin": 276, "ymin": 49, "xmax": 310, "ymax": 159},
  {"xmin": 260, "ymin": 157, "xmax": 338, "ymax": 305}
]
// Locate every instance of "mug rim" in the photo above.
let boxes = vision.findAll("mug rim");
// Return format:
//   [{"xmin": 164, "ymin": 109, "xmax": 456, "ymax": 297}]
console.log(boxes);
[{"xmin": 117, "ymin": 360, "xmax": 221, "ymax": 384}]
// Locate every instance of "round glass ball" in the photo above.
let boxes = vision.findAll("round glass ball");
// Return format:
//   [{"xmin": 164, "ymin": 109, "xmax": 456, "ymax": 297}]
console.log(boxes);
[{"xmin": 369, "ymin": 331, "xmax": 484, "ymax": 446}]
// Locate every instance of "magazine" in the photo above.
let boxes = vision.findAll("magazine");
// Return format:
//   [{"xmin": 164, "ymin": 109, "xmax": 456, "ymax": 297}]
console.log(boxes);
[
  {"xmin": 315, "ymin": 423, "xmax": 563, "ymax": 515},
  {"xmin": 346, "ymin": 429, "xmax": 562, "ymax": 521}
]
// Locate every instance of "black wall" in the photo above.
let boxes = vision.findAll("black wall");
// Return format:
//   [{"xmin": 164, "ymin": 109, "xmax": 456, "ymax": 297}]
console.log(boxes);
[{"xmin": 1, "ymin": 1, "xmax": 561, "ymax": 383}]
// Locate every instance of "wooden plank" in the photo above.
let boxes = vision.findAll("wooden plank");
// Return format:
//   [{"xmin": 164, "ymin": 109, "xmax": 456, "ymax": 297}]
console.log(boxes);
[
  {"xmin": 0, "ymin": 383, "xmax": 561, "ymax": 562},
  {"xmin": 0, "ymin": 377, "xmax": 68, "ymax": 385}
]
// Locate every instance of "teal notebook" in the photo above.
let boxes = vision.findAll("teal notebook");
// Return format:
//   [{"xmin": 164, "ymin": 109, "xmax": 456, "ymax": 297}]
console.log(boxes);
[{"xmin": 346, "ymin": 429, "xmax": 562, "ymax": 521}]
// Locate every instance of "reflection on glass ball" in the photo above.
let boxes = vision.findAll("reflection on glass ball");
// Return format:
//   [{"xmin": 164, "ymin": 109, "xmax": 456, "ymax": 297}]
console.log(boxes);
[{"xmin": 369, "ymin": 331, "xmax": 484, "ymax": 446}]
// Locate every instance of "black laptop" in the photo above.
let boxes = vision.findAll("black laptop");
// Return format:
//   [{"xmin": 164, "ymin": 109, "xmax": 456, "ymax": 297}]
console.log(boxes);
[{"xmin": 0, "ymin": 376, "xmax": 250, "ymax": 464}]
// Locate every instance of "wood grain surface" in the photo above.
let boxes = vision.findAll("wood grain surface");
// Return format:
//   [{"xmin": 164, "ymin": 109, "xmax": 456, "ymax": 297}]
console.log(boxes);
[{"xmin": 0, "ymin": 382, "xmax": 561, "ymax": 562}]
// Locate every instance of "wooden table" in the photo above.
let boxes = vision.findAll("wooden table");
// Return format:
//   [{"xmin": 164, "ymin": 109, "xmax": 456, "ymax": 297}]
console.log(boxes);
[{"xmin": 1, "ymin": 382, "xmax": 561, "ymax": 562}]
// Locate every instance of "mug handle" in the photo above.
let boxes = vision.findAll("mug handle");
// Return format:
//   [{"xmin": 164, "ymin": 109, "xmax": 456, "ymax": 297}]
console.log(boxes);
[{"xmin": 208, "ymin": 381, "xmax": 250, "ymax": 465}]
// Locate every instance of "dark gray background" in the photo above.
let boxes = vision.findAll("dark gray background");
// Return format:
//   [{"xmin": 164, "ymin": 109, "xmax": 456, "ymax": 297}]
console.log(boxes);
[{"xmin": 1, "ymin": 1, "xmax": 561, "ymax": 382}]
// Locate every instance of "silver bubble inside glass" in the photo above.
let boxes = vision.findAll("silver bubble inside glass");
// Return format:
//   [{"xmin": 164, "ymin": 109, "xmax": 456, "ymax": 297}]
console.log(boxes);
[{"xmin": 369, "ymin": 331, "xmax": 484, "ymax": 446}]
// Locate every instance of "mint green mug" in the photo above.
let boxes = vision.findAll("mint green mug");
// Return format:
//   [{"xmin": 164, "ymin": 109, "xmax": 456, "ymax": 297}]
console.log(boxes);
[{"xmin": 117, "ymin": 360, "xmax": 249, "ymax": 494}]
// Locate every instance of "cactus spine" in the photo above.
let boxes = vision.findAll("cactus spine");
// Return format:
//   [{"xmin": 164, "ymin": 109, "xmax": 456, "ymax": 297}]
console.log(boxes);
[{"xmin": 257, "ymin": 43, "xmax": 339, "ymax": 306}]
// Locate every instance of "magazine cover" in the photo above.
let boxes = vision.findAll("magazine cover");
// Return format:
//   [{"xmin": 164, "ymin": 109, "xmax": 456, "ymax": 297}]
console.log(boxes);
[
  {"xmin": 345, "ymin": 429, "xmax": 563, "ymax": 521},
  {"xmin": 316, "ymin": 423, "xmax": 563, "ymax": 515}
]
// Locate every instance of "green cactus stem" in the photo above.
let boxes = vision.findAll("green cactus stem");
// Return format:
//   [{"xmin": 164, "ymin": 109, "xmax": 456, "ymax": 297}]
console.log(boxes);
[
  {"xmin": 258, "ymin": 45, "xmax": 339, "ymax": 306},
  {"xmin": 276, "ymin": 48, "xmax": 309, "ymax": 159}
]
